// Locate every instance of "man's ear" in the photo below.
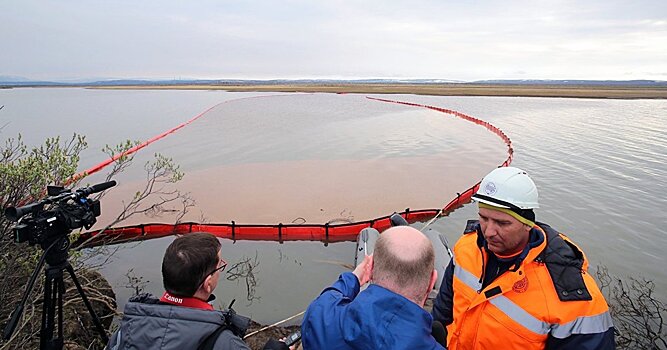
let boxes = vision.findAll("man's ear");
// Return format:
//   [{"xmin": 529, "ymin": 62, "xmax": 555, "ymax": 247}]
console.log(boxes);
[
  {"xmin": 418, "ymin": 269, "xmax": 439, "ymax": 306},
  {"xmin": 422, "ymin": 269, "xmax": 438, "ymax": 306},
  {"xmin": 428, "ymin": 269, "xmax": 438, "ymax": 293},
  {"xmin": 201, "ymin": 274, "xmax": 214, "ymax": 294}
]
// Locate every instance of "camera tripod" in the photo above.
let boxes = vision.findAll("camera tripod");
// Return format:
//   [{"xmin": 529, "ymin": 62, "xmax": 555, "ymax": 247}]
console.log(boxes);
[{"xmin": 3, "ymin": 236, "xmax": 109, "ymax": 350}]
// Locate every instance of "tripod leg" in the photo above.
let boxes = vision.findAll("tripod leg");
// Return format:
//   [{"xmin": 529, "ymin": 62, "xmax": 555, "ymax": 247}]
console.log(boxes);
[
  {"xmin": 40, "ymin": 273, "xmax": 52, "ymax": 347},
  {"xmin": 4, "ymin": 248, "xmax": 49, "ymax": 341},
  {"xmin": 42, "ymin": 267, "xmax": 64, "ymax": 350},
  {"xmin": 57, "ymin": 276, "xmax": 64, "ymax": 343},
  {"xmin": 64, "ymin": 263, "xmax": 110, "ymax": 344}
]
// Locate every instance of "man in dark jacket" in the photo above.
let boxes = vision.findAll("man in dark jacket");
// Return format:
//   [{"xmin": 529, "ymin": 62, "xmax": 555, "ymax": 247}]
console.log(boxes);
[
  {"xmin": 301, "ymin": 226, "xmax": 446, "ymax": 349},
  {"xmin": 432, "ymin": 166, "xmax": 614, "ymax": 350},
  {"xmin": 107, "ymin": 232, "xmax": 289, "ymax": 350}
]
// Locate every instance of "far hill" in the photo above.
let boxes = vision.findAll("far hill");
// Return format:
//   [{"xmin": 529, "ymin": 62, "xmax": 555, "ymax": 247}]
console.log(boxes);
[
  {"xmin": 1, "ymin": 77, "xmax": 666, "ymax": 87},
  {"xmin": 2, "ymin": 77, "xmax": 667, "ymax": 99},
  {"xmin": 472, "ymin": 79, "xmax": 667, "ymax": 86}
]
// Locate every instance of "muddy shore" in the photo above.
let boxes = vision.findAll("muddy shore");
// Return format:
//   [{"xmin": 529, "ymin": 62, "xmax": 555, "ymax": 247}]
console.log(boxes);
[{"xmin": 94, "ymin": 82, "xmax": 667, "ymax": 99}]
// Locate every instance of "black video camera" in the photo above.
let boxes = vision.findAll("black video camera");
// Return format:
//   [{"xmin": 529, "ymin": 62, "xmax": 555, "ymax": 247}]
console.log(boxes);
[{"xmin": 4, "ymin": 180, "xmax": 116, "ymax": 247}]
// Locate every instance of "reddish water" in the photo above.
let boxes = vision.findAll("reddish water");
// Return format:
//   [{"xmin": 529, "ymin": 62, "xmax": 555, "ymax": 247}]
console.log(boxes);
[{"xmin": 95, "ymin": 94, "xmax": 507, "ymax": 227}]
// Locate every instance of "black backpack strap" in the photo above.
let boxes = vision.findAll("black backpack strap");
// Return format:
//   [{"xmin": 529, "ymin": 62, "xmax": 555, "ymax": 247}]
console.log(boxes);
[
  {"xmin": 198, "ymin": 324, "xmax": 228, "ymax": 350},
  {"xmin": 198, "ymin": 305, "xmax": 250, "ymax": 350}
]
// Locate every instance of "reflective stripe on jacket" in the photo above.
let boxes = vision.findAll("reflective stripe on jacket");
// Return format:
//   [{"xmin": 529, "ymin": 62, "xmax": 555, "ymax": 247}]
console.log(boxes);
[{"xmin": 437, "ymin": 221, "xmax": 614, "ymax": 350}]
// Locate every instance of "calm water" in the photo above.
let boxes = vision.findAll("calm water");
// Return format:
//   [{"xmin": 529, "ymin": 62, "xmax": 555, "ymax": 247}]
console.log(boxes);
[
  {"xmin": 91, "ymin": 93, "xmax": 506, "ymax": 224},
  {"xmin": 1, "ymin": 88, "xmax": 665, "ymax": 325}
]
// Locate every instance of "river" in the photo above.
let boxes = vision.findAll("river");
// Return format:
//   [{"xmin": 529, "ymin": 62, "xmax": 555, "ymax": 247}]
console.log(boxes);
[{"xmin": 1, "ymin": 88, "xmax": 665, "ymax": 325}]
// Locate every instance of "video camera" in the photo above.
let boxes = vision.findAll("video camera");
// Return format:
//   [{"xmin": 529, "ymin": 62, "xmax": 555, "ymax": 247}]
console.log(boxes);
[
  {"xmin": 4, "ymin": 180, "xmax": 116, "ymax": 247},
  {"xmin": 2, "ymin": 180, "xmax": 116, "ymax": 347}
]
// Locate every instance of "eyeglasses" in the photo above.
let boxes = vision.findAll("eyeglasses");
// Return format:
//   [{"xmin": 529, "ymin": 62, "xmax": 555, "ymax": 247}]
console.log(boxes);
[
  {"xmin": 211, "ymin": 258, "xmax": 228, "ymax": 275},
  {"xmin": 198, "ymin": 257, "xmax": 227, "ymax": 287}
]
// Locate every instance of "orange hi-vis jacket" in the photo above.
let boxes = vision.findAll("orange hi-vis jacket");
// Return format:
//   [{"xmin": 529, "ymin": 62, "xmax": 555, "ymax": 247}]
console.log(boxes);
[{"xmin": 433, "ymin": 221, "xmax": 615, "ymax": 350}]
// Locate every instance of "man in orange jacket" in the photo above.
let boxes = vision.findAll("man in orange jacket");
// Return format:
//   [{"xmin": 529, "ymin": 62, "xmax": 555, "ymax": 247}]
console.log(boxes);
[{"xmin": 432, "ymin": 166, "xmax": 615, "ymax": 349}]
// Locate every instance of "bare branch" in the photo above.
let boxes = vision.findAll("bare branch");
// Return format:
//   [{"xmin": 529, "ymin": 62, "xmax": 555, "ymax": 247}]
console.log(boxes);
[
  {"xmin": 226, "ymin": 252, "xmax": 261, "ymax": 305},
  {"xmin": 123, "ymin": 268, "xmax": 150, "ymax": 297},
  {"xmin": 596, "ymin": 266, "xmax": 667, "ymax": 349}
]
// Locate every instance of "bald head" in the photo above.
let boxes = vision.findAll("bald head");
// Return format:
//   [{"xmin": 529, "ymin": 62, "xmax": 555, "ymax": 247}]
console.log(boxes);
[{"xmin": 373, "ymin": 226, "xmax": 435, "ymax": 304}]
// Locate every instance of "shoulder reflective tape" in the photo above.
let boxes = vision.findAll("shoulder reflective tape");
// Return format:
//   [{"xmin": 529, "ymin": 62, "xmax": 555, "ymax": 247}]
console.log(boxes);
[
  {"xmin": 489, "ymin": 296, "xmax": 553, "ymax": 335},
  {"xmin": 454, "ymin": 264, "xmax": 482, "ymax": 291},
  {"xmin": 550, "ymin": 311, "xmax": 614, "ymax": 339}
]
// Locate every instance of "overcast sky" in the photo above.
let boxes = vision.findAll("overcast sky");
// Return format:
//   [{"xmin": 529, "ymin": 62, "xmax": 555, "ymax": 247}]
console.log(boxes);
[{"xmin": 2, "ymin": 0, "xmax": 666, "ymax": 81}]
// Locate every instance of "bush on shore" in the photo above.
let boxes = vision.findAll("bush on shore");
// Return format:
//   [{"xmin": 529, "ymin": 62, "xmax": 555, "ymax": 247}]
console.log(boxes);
[{"xmin": 1, "ymin": 133, "xmax": 190, "ymax": 349}]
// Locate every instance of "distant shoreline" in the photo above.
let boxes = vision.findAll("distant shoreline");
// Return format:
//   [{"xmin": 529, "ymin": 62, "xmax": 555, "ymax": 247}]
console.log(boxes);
[
  {"xmin": 89, "ymin": 83, "xmax": 667, "ymax": 99},
  {"xmin": 3, "ymin": 83, "xmax": 667, "ymax": 99}
]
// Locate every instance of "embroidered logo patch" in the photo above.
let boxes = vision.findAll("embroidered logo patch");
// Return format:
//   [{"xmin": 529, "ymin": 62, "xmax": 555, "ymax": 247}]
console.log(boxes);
[
  {"xmin": 513, "ymin": 276, "xmax": 529, "ymax": 293},
  {"xmin": 165, "ymin": 294, "xmax": 183, "ymax": 304},
  {"xmin": 484, "ymin": 182, "xmax": 497, "ymax": 195}
]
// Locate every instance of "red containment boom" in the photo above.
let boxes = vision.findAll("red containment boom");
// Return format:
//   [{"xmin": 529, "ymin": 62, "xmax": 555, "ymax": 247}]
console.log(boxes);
[{"xmin": 75, "ymin": 97, "xmax": 513, "ymax": 247}]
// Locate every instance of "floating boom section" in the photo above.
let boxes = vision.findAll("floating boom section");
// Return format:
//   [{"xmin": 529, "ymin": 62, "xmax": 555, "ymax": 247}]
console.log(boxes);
[{"xmin": 75, "ymin": 97, "xmax": 513, "ymax": 247}]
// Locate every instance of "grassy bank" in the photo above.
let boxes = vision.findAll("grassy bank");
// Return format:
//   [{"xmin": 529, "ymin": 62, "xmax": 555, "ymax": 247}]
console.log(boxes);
[{"xmin": 94, "ymin": 83, "xmax": 667, "ymax": 99}]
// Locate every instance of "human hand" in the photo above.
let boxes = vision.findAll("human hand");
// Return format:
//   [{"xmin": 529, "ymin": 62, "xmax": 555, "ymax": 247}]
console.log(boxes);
[
  {"xmin": 353, "ymin": 254, "xmax": 373, "ymax": 286},
  {"xmin": 262, "ymin": 338, "xmax": 297, "ymax": 350},
  {"xmin": 279, "ymin": 337, "xmax": 298, "ymax": 350}
]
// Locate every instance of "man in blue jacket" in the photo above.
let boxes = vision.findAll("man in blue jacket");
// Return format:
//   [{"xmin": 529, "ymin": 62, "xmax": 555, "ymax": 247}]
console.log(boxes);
[{"xmin": 301, "ymin": 226, "xmax": 446, "ymax": 349}]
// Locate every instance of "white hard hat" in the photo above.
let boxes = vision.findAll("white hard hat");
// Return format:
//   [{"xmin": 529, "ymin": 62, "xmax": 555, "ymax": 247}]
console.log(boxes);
[{"xmin": 472, "ymin": 166, "xmax": 539, "ymax": 210}]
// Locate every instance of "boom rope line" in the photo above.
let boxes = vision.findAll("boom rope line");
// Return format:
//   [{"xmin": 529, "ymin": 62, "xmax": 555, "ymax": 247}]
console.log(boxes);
[
  {"xmin": 66, "ymin": 94, "xmax": 292, "ymax": 185},
  {"xmin": 67, "ymin": 103, "xmax": 223, "ymax": 185},
  {"xmin": 75, "ymin": 97, "xmax": 513, "ymax": 247}
]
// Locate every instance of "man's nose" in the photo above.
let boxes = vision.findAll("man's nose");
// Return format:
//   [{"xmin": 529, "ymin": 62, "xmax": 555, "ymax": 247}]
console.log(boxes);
[{"xmin": 484, "ymin": 222, "xmax": 498, "ymax": 237}]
